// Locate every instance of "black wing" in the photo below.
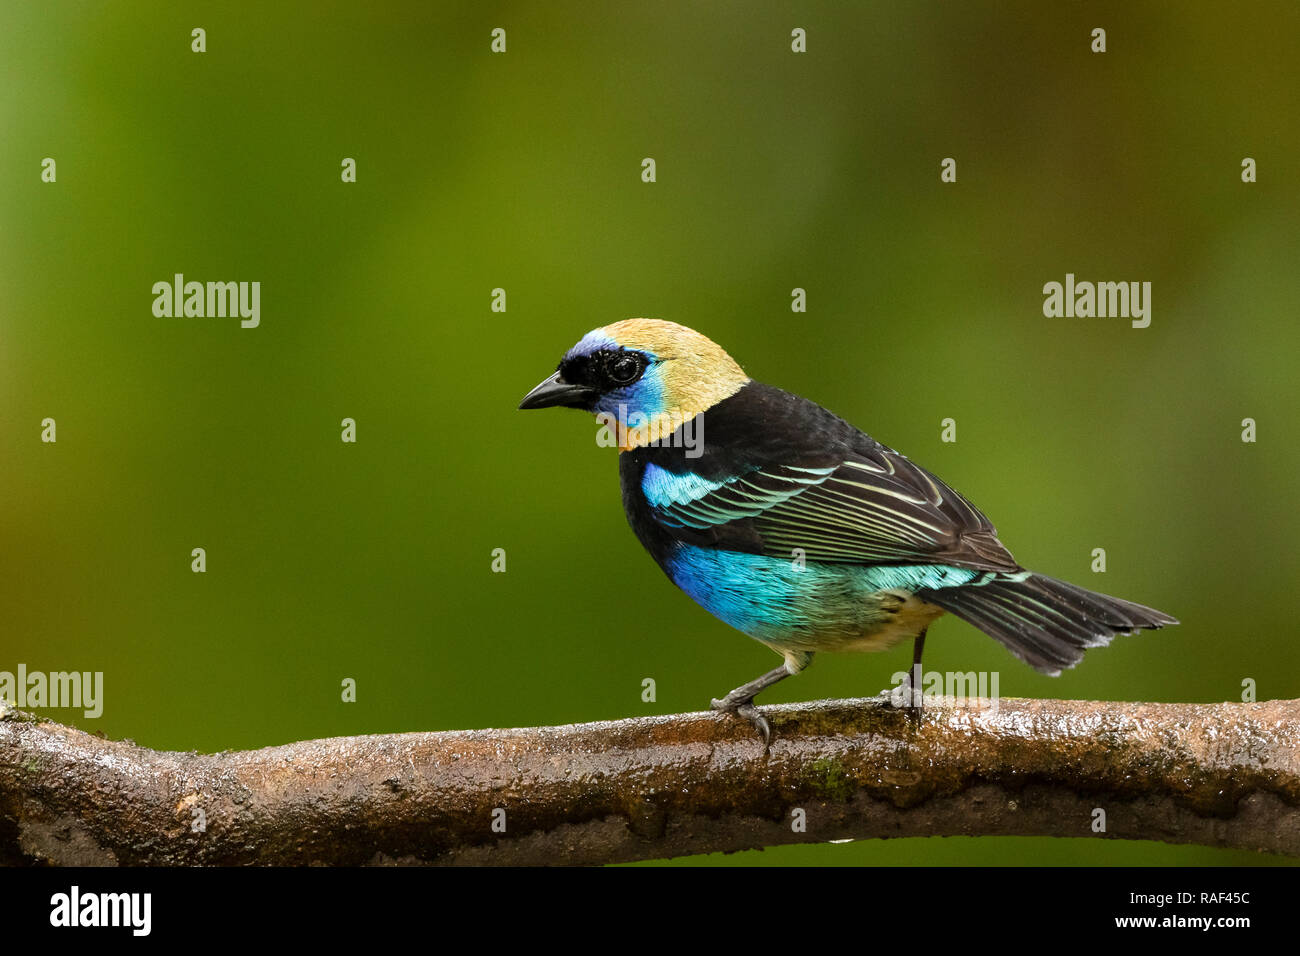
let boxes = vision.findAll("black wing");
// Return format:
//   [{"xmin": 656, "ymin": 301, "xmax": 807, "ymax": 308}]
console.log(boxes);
[{"xmin": 637, "ymin": 383, "xmax": 1021, "ymax": 572}]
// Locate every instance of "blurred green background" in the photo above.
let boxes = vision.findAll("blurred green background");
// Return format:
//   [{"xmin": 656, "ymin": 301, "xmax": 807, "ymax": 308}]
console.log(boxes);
[{"xmin": 2, "ymin": 1, "xmax": 1297, "ymax": 866}]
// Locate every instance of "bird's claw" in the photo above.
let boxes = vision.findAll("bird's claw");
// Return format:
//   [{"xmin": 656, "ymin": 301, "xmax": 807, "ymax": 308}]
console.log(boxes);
[
  {"xmin": 736, "ymin": 703, "xmax": 772, "ymax": 746},
  {"xmin": 880, "ymin": 680, "xmax": 924, "ymax": 724},
  {"xmin": 711, "ymin": 696, "xmax": 772, "ymax": 746}
]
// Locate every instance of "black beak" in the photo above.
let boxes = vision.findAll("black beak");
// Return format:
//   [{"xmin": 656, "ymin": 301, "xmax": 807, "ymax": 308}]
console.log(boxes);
[{"xmin": 518, "ymin": 371, "xmax": 597, "ymax": 410}]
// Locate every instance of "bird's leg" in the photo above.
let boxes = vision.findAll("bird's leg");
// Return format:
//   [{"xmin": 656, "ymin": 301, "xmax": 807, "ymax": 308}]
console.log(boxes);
[
  {"xmin": 712, "ymin": 652, "xmax": 812, "ymax": 746},
  {"xmin": 898, "ymin": 627, "xmax": 928, "ymax": 722}
]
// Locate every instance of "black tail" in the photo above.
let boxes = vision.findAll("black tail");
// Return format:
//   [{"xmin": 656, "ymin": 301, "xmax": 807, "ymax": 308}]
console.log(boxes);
[{"xmin": 920, "ymin": 573, "xmax": 1178, "ymax": 676}]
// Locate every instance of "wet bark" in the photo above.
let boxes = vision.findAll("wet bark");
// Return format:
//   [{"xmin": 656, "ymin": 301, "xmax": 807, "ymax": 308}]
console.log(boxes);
[{"xmin": 2, "ymin": 695, "xmax": 1297, "ymax": 865}]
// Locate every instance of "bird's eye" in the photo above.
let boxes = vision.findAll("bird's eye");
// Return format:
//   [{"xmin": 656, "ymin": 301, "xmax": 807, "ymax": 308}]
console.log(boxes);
[{"xmin": 608, "ymin": 352, "xmax": 645, "ymax": 386}]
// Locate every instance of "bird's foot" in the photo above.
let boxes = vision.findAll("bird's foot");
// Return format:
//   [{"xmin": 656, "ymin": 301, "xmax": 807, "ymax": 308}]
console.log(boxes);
[
  {"xmin": 881, "ymin": 679, "xmax": 925, "ymax": 725},
  {"xmin": 711, "ymin": 695, "xmax": 772, "ymax": 746}
]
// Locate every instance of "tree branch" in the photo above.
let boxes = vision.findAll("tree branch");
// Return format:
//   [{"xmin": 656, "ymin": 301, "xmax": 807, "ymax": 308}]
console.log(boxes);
[{"xmin": 2, "ymin": 695, "xmax": 1298, "ymax": 865}]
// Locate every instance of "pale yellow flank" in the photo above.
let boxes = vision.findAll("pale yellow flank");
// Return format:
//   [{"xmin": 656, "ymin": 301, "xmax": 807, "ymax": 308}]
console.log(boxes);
[{"xmin": 598, "ymin": 319, "xmax": 750, "ymax": 452}]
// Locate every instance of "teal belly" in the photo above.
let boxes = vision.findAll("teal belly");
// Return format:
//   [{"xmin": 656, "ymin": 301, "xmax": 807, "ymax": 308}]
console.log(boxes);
[{"xmin": 666, "ymin": 544, "xmax": 978, "ymax": 652}]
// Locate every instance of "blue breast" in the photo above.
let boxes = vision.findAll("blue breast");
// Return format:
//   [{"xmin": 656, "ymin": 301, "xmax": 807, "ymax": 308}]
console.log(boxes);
[{"xmin": 665, "ymin": 544, "xmax": 979, "ymax": 644}]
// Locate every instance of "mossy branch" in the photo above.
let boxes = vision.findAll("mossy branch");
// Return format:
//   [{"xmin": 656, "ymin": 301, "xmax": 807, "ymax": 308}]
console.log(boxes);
[{"xmin": 2, "ymin": 696, "xmax": 1298, "ymax": 865}]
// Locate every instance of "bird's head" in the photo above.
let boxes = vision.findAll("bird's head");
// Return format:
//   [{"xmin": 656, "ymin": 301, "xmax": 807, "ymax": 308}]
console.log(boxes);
[{"xmin": 518, "ymin": 318, "xmax": 749, "ymax": 450}]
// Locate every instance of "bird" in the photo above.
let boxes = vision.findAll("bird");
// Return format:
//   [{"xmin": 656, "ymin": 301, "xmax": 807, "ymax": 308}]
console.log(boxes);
[{"xmin": 519, "ymin": 318, "xmax": 1177, "ymax": 743}]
